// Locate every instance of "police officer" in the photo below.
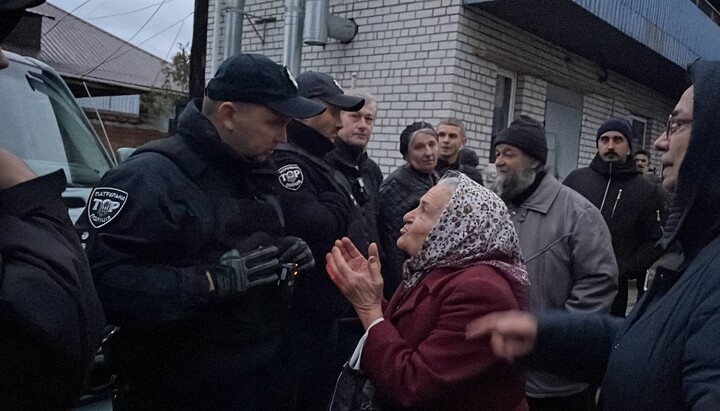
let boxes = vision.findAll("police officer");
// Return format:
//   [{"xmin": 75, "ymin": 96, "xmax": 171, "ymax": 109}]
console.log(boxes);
[
  {"xmin": 272, "ymin": 72, "xmax": 367, "ymax": 409},
  {"xmin": 75, "ymin": 53, "xmax": 323, "ymax": 410}
]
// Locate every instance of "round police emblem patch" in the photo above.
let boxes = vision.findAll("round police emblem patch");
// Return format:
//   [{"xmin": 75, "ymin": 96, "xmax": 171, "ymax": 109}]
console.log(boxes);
[
  {"xmin": 87, "ymin": 187, "xmax": 128, "ymax": 228},
  {"xmin": 278, "ymin": 164, "xmax": 304, "ymax": 191}
]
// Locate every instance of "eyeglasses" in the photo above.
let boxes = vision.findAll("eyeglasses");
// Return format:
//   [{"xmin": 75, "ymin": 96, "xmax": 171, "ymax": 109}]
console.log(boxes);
[{"xmin": 665, "ymin": 115, "xmax": 693, "ymax": 138}]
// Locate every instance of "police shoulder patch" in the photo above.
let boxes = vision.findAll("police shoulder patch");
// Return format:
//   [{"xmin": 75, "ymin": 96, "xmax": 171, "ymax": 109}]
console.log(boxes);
[
  {"xmin": 87, "ymin": 187, "xmax": 128, "ymax": 228},
  {"xmin": 278, "ymin": 164, "xmax": 304, "ymax": 191}
]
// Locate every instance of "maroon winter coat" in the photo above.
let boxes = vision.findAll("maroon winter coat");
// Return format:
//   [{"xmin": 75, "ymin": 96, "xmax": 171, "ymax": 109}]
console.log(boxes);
[{"xmin": 361, "ymin": 264, "xmax": 529, "ymax": 410}]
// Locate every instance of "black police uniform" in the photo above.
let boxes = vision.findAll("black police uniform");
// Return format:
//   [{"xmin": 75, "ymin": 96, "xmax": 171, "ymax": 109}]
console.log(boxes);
[
  {"xmin": 76, "ymin": 100, "xmax": 291, "ymax": 410},
  {"xmin": 272, "ymin": 120, "xmax": 372, "ymax": 410},
  {"xmin": 326, "ymin": 138, "xmax": 384, "ymax": 253},
  {"xmin": 0, "ymin": 170, "xmax": 106, "ymax": 409}
]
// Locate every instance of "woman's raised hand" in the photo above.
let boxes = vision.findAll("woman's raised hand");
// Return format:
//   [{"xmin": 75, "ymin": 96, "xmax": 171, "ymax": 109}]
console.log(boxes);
[{"xmin": 326, "ymin": 238, "xmax": 384, "ymax": 329}]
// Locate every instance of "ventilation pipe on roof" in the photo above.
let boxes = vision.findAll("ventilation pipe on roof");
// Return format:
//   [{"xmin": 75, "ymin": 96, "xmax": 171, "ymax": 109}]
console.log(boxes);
[
  {"xmin": 304, "ymin": 0, "xmax": 357, "ymax": 45},
  {"xmin": 223, "ymin": 0, "xmax": 245, "ymax": 60}
]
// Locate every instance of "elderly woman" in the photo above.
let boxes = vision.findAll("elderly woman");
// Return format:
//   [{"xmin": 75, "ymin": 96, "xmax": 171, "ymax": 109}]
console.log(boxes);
[
  {"xmin": 327, "ymin": 173, "xmax": 530, "ymax": 410},
  {"xmin": 378, "ymin": 123, "xmax": 439, "ymax": 297}
]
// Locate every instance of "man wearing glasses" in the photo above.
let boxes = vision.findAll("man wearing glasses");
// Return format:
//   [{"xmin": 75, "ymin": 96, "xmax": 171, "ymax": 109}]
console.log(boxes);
[{"xmin": 564, "ymin": 119, "xmax": 665, "ymax": 317}]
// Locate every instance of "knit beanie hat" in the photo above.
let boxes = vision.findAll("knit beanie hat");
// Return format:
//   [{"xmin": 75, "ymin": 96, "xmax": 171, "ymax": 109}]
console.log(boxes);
[
  {"xmin": 596, "ymin": 118, "xmax": 633, "ymax": 150},
  {"xmin": 400, "ymin": 121, "xmax": 435, "ymax": 156},
  {"xmin": 458, "ymin": 147, "xmax": 480, "ymax": 167},
  {"xmin": 493, "ymin": 115, "xmax": 548, "ymax": 164}
]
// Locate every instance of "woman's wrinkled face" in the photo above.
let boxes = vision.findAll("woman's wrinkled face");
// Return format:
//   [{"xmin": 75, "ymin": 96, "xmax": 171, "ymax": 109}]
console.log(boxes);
[
  {"xmin": 397, "ymin": 184, "xmax": 453, "ymax": 256},
  {"xmin": 406, "ymin": 132, "xmax": 438, "ymax": 174}
]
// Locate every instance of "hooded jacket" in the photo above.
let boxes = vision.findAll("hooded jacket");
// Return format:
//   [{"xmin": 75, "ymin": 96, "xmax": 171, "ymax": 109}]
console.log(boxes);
[
  {"xmin": 563, "ymin": 155, "xmax": 664, "ymax": 281},
  {"xmin": 530, "ymin": 60, "xmax": 720, "ymax": 410}
]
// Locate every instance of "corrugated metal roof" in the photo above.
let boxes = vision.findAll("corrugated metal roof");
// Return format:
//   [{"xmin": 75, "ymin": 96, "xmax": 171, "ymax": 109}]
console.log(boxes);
[{"xmin": 28, "ymin": 2, "xmax": 174, "ymax": 93}]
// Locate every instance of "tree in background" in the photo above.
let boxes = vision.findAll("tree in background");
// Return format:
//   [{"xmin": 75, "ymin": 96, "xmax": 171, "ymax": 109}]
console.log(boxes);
[{"xmin": 142, "ymin": 43, "xmax": 190, "ymax": 118}]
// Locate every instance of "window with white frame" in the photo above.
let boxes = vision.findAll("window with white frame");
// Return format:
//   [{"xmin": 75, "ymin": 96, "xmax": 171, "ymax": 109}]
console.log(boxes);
[
  {"xmin": 629, "ymin": 115, "xmax": 648, "ymax": 150},
  {"xmin": 489, "ymin": 70, "xmax": 517, "ymax": 162}
]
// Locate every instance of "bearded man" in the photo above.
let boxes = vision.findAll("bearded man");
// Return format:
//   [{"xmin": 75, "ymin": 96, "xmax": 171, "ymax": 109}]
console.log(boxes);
[{"xmin": 492, "ymin": 115, "xmax": 618, "ymax": 411}]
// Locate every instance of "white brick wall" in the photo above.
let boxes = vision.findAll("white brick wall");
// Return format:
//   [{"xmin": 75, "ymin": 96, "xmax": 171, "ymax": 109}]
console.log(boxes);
[{"xmin": 207, "ymin": 0, "xmax": 677, "ymax": 176}]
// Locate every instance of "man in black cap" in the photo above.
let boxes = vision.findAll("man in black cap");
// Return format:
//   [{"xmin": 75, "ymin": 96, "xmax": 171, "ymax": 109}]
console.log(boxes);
[
  {"xmin": 271, "ymin": 71, "xmax": 368, "ymax": 409},
  {"xmin": 76, "ymin": 53, "xmax": 323, "ymax": 409},
  {"xmin": 378, "ymin": 121, "xmax": 438, "ymax": 296},
  {"xmin": 564, "ymin": 118, "xmax": 665, "ymax": 317},
  {"xmin": 492, "ymin": 115, "xmax": 618, "ymax": 411}
]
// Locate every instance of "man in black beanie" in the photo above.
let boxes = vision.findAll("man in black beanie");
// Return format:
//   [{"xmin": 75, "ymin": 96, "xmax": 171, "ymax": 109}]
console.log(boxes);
[
  {"xmin": 564, "ymin": 118, "xmax": 665, "ymax": 317},
  {"xmin": 492, "ymin": 115, "xmax": 618, "ymax": 411}
]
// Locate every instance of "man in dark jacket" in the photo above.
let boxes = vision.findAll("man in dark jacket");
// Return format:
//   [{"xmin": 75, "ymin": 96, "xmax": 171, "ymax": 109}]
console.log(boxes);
[
  {"xmin": 467, "ymin": 59, "xmax": 720, "ymax": 411},
  {"xmin": 75, "ymin": 53, "xmax": 322, "ymax": 409},
  {"xmin": 272, "ymin": 71, "xmax": 366, "ymax": 410},
  {"xmin": 564, "ymin": 119, "xmax": 664, "ymax": 316},
  {"xmin": 378, "ymin": 122, "xmax": 438, "ymax": 296},
  {"xmin": 327, "ymin": 88, "xmax": 383, "ymax": 254},
  {"xmin": 0, "ymin": 149, "xmax": 106, "ymax": 409},
  {"xmin": 436, "ymin": 118, "xmax": 484, "ymax": 185}
]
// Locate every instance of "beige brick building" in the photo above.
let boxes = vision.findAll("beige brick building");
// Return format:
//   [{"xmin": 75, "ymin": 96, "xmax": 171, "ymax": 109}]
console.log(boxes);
[{"xmin": 205, "ymin": 0, "xmax": 719, "ymax": 180}]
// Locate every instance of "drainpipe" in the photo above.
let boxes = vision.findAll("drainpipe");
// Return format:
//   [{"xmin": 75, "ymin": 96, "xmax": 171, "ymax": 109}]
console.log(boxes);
[
  {"xmin": 283, "ymin": 0, "xmax": 305, "ymax": 76},
  {"xmin": 223, "ymin": 0, "xmax": 245, "ymax": 60},
  {"xmin": 210, "ymin": 0, "xmax": 223, "ymax": 75}
]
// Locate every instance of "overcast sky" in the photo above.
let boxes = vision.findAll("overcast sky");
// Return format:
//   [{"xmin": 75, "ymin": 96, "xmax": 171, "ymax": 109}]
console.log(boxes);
[{"xmin": 48, "ymin": 0, "xmax": 195, "ymax": 61}]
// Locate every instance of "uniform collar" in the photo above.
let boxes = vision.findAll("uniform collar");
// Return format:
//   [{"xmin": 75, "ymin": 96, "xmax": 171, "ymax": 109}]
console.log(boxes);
[{"xmin": 287, "ymin": 120, "xmax": 335, "ymax": 158}]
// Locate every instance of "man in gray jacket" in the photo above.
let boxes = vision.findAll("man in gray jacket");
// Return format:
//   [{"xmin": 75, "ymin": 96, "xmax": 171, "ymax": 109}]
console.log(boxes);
[{"xmin": 492, "ymin": 115, "xmax": 618, "ymax": 411}]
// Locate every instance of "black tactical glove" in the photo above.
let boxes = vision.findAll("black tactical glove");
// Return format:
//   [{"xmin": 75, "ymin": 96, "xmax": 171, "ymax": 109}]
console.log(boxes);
[
  {"xmin": 215, "ymin": 233, "xmax": 280, "ymax": 296},
  {"xmin": 277, "ymin": 236, "xmax": 315, "ymax": 272}
]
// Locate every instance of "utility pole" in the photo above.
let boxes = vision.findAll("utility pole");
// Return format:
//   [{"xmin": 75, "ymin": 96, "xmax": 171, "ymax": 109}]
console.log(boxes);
[{"xmin": 189, "ymin": 0, "xmax": 209, "ymax": 99}]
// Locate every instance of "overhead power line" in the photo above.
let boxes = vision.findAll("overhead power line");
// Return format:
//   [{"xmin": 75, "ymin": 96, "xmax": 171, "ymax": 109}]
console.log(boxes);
[
  {"xmin": 79, "ymin": 0, "xmax": 168, "ymax": 79},
  {"xmin": 43, "ymin": 0, "xmax": 95, "ymax": 36},
  {"xmin": 100, "ymin": 11, "xmax": 193, "ymax": 66},
  {"xmin": 86, "ymin": 0, "xmax": 179, "ymax": 20}
]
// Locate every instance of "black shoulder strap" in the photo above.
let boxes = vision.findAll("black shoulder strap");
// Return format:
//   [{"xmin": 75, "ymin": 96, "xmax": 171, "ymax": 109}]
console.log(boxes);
[{"xmin": 135, "ymin": 136, "xmax": 208, "ymax": 180}]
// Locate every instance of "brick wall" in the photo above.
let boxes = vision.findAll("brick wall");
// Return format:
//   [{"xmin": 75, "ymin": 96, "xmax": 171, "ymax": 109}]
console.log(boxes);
[
  {"xmin": 207, "ymin": 0, "xmax": 677, "ymax": 177},
  {"xmin": 85, "ymin": 110, "xmax": 167, "ymax": 154}
]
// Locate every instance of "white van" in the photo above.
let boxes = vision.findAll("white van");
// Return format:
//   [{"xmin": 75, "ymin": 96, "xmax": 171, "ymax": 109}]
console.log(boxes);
[{"xmin": 0, "ymin": 50, "xmax": 115, "ymax": 222}]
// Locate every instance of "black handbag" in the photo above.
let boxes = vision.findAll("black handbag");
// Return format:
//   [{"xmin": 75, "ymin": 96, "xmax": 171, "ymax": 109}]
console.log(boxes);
[{"xmin": 328, "ymin": 332, "xmax": 382, "ymax": 411}]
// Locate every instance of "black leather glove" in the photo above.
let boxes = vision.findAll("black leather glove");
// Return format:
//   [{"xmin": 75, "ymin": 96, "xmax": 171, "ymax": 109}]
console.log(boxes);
[
  {"xmin": 215, "ymin": 232, "xmax": 280, "ymax": 296},
  {"xmin": 277, "ymin": 236, "xmax": 315, "ymax": 272}
]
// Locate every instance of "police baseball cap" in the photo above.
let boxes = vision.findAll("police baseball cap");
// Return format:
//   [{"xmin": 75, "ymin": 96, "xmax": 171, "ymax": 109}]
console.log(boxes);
[
  {"xmin": 296, "ymin": 71, "xmax": 365, "ymax": 112},
  {"xmin": 205, "ymin": 53, "xmax": 325, "ymax": 119}
]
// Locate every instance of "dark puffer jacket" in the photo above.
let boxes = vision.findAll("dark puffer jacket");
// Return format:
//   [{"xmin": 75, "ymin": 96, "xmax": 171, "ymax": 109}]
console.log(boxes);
[{"xmin": 378, "ymin": 164, "xmax": 437, "ymax": 297}]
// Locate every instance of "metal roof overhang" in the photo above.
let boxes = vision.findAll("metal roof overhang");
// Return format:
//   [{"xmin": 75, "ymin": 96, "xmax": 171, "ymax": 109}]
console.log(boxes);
[{"xmin": 464, "ymin": 0, "xmax": 689, "ymax": 99}]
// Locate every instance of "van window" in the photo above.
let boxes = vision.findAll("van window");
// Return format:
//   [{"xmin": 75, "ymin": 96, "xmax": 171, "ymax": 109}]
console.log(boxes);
[{"xmin": 0, "ymin": 59, "xmax": 113, "ymax": 186}]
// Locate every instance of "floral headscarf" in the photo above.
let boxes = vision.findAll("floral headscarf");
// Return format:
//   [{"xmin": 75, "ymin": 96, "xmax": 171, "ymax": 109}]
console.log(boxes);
[{"xmin": 402, "ymin": 173, "xmax": 530, "ymax": 310}]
